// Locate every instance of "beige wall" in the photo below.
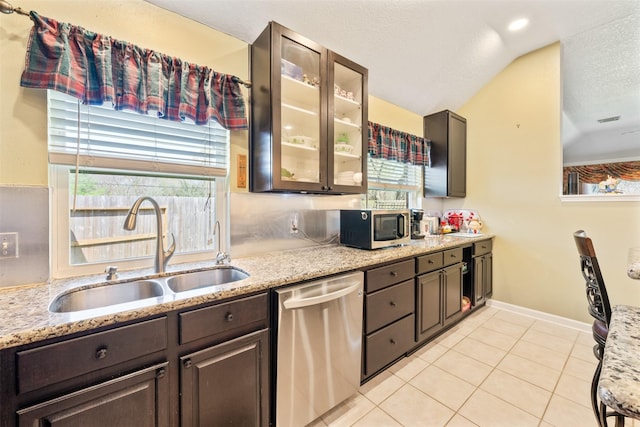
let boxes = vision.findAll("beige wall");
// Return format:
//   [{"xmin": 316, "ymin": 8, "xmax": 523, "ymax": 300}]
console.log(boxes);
[
  {"xmin": 0, "ymin": 0, "xmax": 248, "ymax": 186},
  {"xmin": 2, "ymin": 2, "xmax": 638, "ymax": 322},
  {"xmin": 448, "ymin": 43, "xmax": 640, "ymax": 323}
]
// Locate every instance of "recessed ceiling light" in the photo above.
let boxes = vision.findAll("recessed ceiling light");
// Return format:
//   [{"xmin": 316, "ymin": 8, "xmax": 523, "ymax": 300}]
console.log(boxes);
[{"xmin": 508, "ymin": 18, "xmax": 529, "ymax": 32}]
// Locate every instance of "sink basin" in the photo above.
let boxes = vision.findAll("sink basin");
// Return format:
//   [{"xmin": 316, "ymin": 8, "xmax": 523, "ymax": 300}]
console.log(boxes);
[
  {"xmin": 166, "ymin": 267, "xmax": 249, "ymax": 293},
  {"xmin": 49, "ymin": 280, "xmax": 164, "ymax": 313}
]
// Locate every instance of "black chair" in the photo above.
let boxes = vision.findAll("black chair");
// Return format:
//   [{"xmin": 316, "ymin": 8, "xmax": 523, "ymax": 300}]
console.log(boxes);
[{"xmin": 573, "ymin": 230, "xmax": 625, "ymax": 427}]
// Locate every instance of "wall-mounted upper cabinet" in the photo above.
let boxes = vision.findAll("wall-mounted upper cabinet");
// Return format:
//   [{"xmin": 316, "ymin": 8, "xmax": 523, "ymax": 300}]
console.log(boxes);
[
  {"xmin": 250, "ymin": 22, "xmax": 368, "ymax": 194},
  {"xmin": 424, "ymin": 110, "xmax": 467, "ymax": 198}
]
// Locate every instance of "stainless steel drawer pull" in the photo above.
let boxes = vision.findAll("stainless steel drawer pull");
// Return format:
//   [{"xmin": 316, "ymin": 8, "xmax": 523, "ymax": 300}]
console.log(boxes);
[
  {"xmin": 389, "ymin": 301, "xmax": 397, "ymax": 307},
  {"xmin": 225, "ymin": 312, "xmax": 234, "ymax": 322},
  {"xmin": 389, "ymin": 339, "xmax": 396, "ymax": 345},
  {"xmin": 390, "ymin": 271, "xmax": 398, "ymax": 276}
]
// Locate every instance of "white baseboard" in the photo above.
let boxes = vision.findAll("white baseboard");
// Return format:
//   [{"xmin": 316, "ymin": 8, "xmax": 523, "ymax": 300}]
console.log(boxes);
[{"xmin": 487, "ymin": 299, "xmax": 591, "ymax": 334}]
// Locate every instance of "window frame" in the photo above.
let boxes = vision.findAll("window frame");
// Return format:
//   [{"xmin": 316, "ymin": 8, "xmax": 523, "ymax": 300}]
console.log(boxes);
[
  {"xmin": 48, "ymin": 89, "xmax": 232, "ymax": 279},
  {"xmin": 50, "ymin": 166, "xmax": 229, "ymax": 279}
]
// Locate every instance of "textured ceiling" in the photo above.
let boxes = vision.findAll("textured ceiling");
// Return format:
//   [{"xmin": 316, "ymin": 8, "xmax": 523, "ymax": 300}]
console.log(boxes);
[{"xmin": 146, "ymin": 0, "xmax": 640, "ymax": 163}]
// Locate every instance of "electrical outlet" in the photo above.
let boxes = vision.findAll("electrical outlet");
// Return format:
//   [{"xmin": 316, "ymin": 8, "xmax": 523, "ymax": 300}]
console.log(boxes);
[
  {"xmin": 290, "ymin": 213, "xmax": 299, "ymax": 234},
  {"xmin": 0, "ymin": 232, "xmax": 19, "ymax": 259}
]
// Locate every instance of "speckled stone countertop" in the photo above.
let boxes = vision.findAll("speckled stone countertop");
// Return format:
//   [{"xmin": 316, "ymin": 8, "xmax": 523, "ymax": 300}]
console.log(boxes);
[
  {"xmin": 628, "ymin": 248, "xmax": 640, "ymax": 280},
  {"xmin": 599, "ymin": 305, "xmax": 640, "ymax": 419},
  {"xmin": 0, "ymin": 235, "xmax": 491, "ymax": 350}
]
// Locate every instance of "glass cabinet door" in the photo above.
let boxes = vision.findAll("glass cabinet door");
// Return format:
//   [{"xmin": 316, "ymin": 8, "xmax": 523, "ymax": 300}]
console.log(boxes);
[
  {"xmin": 250, "ymin": 22, "xmax": 367, "ymax": 194},
  {"xmin": 329, "ymin": 53, "xmax": 368, "ymax": 192},
  {"xmin": 278, "ymin": 35, "xmax": 325, "ymax": 188}
]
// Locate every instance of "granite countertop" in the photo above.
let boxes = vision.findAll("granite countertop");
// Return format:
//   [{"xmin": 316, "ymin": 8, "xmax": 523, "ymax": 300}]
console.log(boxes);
[
  {"xmin": 0, "ymin": 234, "xmax": 491, "ymax": 350},
  {"xmin": 598, "ymin": 304, "xmax": 640, "ymax": 419}
]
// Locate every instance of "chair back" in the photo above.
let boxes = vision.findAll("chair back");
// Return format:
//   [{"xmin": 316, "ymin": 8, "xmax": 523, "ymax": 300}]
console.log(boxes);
[{"xmin": 573, "ymin": 230, "xmax": 612, "ymax": 326}]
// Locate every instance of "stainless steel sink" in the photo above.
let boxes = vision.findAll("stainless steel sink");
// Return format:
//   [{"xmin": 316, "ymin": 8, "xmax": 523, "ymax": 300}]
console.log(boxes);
[
  {"xmin": 49, "ymin": 280, "xmax": 164, "ymax": 313},
  {"xmin": 166, "ymin": 267, "xmax": 249, "ymax": 293}
]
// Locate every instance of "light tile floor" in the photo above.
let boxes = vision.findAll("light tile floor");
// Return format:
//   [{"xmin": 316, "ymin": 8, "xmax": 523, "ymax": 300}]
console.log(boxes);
[{"xmin": 309, "ymin": 305, "xmax": 639, "ymax": 427}]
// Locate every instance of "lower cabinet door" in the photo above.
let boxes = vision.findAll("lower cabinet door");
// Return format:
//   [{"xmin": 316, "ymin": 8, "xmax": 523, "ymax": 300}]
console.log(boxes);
[
  {"xmin": 180, "ymin": 329, "xmax": 269, "ymax": 427},
  {"xmin": 17, "ymin": 363, "xmax": 169, "ymax": 427},
  {"xmin": 474, "ymin": 256, "xmax": 485, "ymax": 306},
  {"xmin": 485, "ymin": 253, "xmax": 493, "ymax": 297},
  {"xmin": 443, "ymin": 263, "xmax": 463, "ymax": 325},
  {"xmin": 416, "ymin": 271, "xmax": 443, "ymax": 342}
]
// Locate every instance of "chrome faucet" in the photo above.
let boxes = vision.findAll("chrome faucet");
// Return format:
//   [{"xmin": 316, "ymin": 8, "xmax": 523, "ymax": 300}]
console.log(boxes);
[
  {"xmin": 214, "ymin": 220, "xmax": 230, "ymax": 265},
  {"xmin": 123, "ymin": 196, "xmax": 176, "ymax": 274}
]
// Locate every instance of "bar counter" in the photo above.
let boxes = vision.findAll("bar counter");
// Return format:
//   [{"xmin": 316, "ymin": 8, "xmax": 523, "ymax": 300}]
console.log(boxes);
[{"xmin": 598, "ymin": 305, "xmax": 640, "ymax": 420}]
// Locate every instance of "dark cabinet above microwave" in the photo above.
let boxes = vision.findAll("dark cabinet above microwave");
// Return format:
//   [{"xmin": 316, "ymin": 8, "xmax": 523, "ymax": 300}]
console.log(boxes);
[{"xmin": 424, "ymin": 110, "xmax": 467, "ymax": 198}]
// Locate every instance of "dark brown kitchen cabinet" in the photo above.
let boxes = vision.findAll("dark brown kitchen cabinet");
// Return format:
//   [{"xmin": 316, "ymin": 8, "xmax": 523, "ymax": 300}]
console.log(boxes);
[
  {"xmin": 1, "ymin": 317, "xmax": 169, "ymax": 427},
  {"xmin": 362, "ymin": 260, "xmax": 415, "ymax": 380},
  {"xmin": 177, "ymin": 293, "xmax": 270, "ymax": 427},
  {"xmin": 473, "ymin": 240, "xmax": 493, "ymax": 307},
  {"xmin": 251, "ymin": 21, "xmax": 368, "ymax": 194},
  {"xmin": 17, "ymin": 363, "xmax": 169, "ymax": 427},
  {"xmin": 180, "ymin": 329, "xmax": 269, "ymax": 427},
  {"xmin": 1, "ymin": 293, "xmax": 270, "ymax": 427},
  {"xmin": 424, "ymin": 110, "xmax": 467, "ymax": 198},
  {"xmin": 415, "ymin": 249, "xmax": 463, "ymax": 343}
]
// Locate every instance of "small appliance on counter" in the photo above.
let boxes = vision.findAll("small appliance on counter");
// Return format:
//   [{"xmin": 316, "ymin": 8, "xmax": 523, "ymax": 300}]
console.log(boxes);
[
  {"xmin": 340, "ymin": 209, "xmax": 410, "ymax": 249},
  {"xmin": 410, "ymin": 209, "xmax": 425, "ymax": 239}
]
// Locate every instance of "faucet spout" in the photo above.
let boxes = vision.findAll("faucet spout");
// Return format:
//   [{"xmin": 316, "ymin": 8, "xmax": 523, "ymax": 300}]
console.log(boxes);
[
  {"xmin": 123, "ymin": 196, "xmax": 175, "ymax": 274},
  {"xmin": 214, "ymin": 220, "xmax": 230, "ymax": 265}
]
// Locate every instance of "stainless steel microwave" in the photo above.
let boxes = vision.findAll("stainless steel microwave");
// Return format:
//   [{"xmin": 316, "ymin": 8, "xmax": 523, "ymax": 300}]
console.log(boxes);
[{"xmin": 340, "ymin": 209, "xmax": 410, "ymax": 249}]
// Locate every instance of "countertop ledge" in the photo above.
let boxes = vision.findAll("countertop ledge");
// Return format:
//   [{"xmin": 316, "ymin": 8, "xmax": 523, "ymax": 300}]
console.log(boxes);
[{"xmin": 0, "ymin": 235, "xmax": 492, "ymax": 350}]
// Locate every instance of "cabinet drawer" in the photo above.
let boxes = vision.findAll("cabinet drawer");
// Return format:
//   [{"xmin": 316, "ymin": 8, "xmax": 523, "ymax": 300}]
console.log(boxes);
[
  {"xmin": 416, "ymin": 252, "xmax": 444, "ymax": 274},
  {"xmin": 366, "ymin": 259, "xmax": 414, "ymax": 293},
  {"xmin": 443, "ymin": 248, "xmax": 463, "ymax": 266},
  {"xmin": 366, "ymin": 279, "xmax": 414, "ymax": 333},
  {"xmin": 474, "ymin": 240, "xmax": 492, "ymax": 256},
  {"xmin": 365, "ymin": 314, "xmax": 414, "ymax": 376},
  {"xmin": 179, "ymin": 293, "xmax": 268, "ymax": 345},
  {"xmin": 17, "ymin": 317, "xmax": 167, "ymax": 394}
]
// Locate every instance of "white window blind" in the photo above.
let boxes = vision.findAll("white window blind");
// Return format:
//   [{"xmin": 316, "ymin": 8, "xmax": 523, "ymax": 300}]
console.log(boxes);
[
  {"xmin": 47, "ymin": 91, "xmax": 229, "ymax": 177},
  {"xmin": 367, "ymin": 156, "xmax": 423, "ymax": 190}
]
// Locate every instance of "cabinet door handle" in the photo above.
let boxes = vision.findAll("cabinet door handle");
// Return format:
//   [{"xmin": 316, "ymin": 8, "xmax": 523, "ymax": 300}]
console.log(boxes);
[
  {"xmin": 390, "ymin": 271, "xmax": 398, "ymax": 277},
  {"xmin": 95, "ymin": 346, "xmax": 108, "ymax": 360},
  {"xmin": 389, "ymin": 301, "xmax": 397, "ymax": 307},
  {"xmin": 183, "ymin": 358, "xmax": 192, "ymax": 369},
  {"xmin": 428, "ymin": 260, "xmax": 434, "ymax": 264},
  {"xmin": 389, "ymin": 339, "xmax": 396, "ymax": 345},
  {"xmin": 225, "ymin": 312, "xmax": 234, "ymax": 322},
  {"xmin": 156, "ymin": 367, "xmax": 166, "ymax": 379}
]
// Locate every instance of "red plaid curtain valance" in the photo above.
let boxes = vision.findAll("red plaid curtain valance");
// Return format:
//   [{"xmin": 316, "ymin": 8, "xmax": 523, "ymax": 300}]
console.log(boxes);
[
  {"xmin": 563, "ymin": 161, "xmax": 640, "ymax": 184},
  {"xmin": 368, "ymin": 121, "xmax": 430, "ymax": 166},
  {"xmin": 19, "ymin": 12, "xmax": 247, "ymax": 130}
]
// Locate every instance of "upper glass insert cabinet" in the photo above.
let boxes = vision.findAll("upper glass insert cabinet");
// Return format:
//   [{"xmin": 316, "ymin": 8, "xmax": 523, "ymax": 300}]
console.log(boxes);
[{"xmin": 250, "ymin": 22, "xmax": 368, "ymax": 194}]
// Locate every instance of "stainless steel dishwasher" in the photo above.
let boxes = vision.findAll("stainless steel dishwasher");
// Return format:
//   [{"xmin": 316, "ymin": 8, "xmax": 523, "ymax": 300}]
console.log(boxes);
[{"xmin": 275, "ymin": 271, "xmax": 364, "ymax": 426}]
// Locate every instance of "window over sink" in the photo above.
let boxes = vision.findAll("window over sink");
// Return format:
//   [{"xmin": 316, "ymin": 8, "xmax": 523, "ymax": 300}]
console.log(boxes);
[{"xmin": 48, "ymin": 91, "xmax": 229, "ymax": 278}]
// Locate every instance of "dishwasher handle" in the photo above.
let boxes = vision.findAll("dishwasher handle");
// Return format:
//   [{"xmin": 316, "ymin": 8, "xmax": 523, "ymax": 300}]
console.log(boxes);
[{"xmin": 283, "ymin": 280, "xmax": 361, "ymax": 309}]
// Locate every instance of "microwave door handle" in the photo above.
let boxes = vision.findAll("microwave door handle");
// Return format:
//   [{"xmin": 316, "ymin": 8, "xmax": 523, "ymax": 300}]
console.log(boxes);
[
  {"xmin": 283, "ymin": 281, "xmax": 361, "ymax": 309},
  {"xmin": 397, "ymin": 214, "xmax": 405, "ymax": 238}
]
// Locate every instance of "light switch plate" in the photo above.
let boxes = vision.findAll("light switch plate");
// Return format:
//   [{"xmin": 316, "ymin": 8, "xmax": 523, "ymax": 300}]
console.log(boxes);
[{"xmin": 0, "ymin": 232, "xmax": 19, "ymax": 259}]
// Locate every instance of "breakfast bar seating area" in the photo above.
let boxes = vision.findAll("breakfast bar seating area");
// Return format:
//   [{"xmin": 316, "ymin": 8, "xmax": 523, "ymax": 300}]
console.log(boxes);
[{"xmin": 574, "ymin": 231, "xmax": 640, "ymax": 427}]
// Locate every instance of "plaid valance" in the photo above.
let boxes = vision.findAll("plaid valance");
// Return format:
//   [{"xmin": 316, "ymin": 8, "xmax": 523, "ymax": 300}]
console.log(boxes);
[
  {"xmin": 368, "ymin": 122, "xmax": 430, "ymax": 166},
  {"xmin": 563, "ymin": 161, "xmax": 640, "ymax": 184},
  {"xmin": 19, "ymin": 12, "xmax": 247, "ymax": 130}
]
